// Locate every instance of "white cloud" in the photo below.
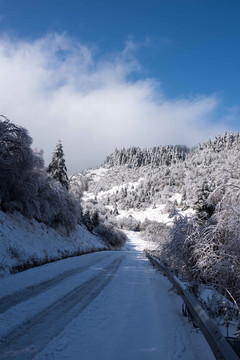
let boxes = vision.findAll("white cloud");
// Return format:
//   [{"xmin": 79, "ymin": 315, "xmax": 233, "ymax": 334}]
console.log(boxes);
[{"xmin": 0, "ymin": 33, "xmax": 236, "ymax": 173}]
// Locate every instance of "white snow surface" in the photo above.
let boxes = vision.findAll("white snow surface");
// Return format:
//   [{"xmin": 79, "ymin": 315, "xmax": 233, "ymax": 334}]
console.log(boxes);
[
  {"xmin": 82, "ymin": 176, "xmax": 144, "ymax": 202},
  {"xmin": 83, "ymin": 187, "xmax": 195, "ymax": 226},
  {"xmin": 116, "ymin": 194, "xmax": 195, "ymax": 225},
  {"xmin": 0, "ymin": 210, "xmax": 106, "ymax": 275},
  {"xmin": 85, "ymin": 167, "xmax": 109, "ymax": 183},
  {"xmin": 0, "ymin": 232, "xmax": 215, "ymax": 360}
]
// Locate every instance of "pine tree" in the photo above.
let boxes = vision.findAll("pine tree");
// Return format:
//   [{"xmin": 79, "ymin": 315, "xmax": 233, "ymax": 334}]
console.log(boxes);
[
  {"xmin": 194, "ymin": 180, "xmax": 214, "ymax": 223},
  {"xmin": 47, "ymin": 141, "xmax": 69, "ymax": 190}
]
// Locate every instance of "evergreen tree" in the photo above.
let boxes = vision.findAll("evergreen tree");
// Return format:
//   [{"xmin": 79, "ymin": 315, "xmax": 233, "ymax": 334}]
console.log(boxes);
[
  {"xmin": 47, "ymin": 141, "xmax": 69, "ymax": 190},
  {"xmin": 194, "ymin": 180, "xmax": 214, "ymax": 223}
]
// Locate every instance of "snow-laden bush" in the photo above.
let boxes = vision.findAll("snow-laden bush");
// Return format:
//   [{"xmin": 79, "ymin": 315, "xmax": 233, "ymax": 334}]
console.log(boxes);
[
  {"xmin": 162, "ymin": 200, "xmax": 177, "ymax": 218},
  {"xmin": 191, "ymin": 184, "xmax": 240, "ymax": 302},
  {"xmin": 156, "ymin": 184, "xmax": 240, "ymax": 306},
  {"xmin": 69, "ymin": 173, "xmax": 88, "ymax": 200},
  {"xmin": 141, "ymin": 220, "xmax": 169, "ymax": 244},
  {"xmin": 117, "ymin": 215, "xmax": 141, "ymax": 231},
  {"xmin": 95, "ymin": 222, "xmax": 127, "ymax": 248},
  {"xmin": 158, "ymin": 216, "xmax": 195, "ymax": 276},
  {"xmin": 81, "ymin": 202, "xmax": 127, "ymax": 248}
]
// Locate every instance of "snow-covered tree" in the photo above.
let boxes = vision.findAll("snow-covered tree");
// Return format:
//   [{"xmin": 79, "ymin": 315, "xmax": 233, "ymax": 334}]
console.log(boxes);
[
  {"xmin": 47, "ymin": 141, "xmax": 69, "ymax": 190},
  {"xmin": 0, "ymin": 117, "xmax": 82, "ymax": 233},
  {"xmin": 0, "ymin": 115, "xmax": 40, "ymax": 212},
  {"xmin": 69, "ymin": 173, "xmax": 88, "ymax": 200},
  {"xmin": 194, "ymin": 180, "xmax": 214, "ymax": 223}
]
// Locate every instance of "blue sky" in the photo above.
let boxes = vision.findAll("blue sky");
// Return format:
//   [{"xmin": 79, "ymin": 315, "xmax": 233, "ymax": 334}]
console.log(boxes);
[{"xmin": 0, "ymin": 0, "xmax": 239, "ymax": 172}]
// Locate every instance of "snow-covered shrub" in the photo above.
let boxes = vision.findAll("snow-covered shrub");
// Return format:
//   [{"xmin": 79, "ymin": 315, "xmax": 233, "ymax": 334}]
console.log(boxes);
[
  {"xmin": 190, "ymin": 185, "xmax": 240, "ymax": 303},
  {"xmin": 141, "ymin": 220, "xmax": 168, "ymax": 244},
  {"xmin": 155, "ymin": 184, "xmax": 240, "ymax": 306},
  {"xmin": 95, "ymin": 222, "xmax": 127, "ymax": 248},
  {"xmin": 82, "ymin": 208, "xmax": 100, "ymax": 232},
  {"xmin": 158, "ymin": 216, "xmax": 195, "ymax": 276},
  {"xmin": 81, "ymin": 201, "xmax": 110, "ymax": 232},
  {"xmin": 80, "ymin": 200, "xmax": 126, "ymax": 248},
  {"xmin": 117, "ymin": 215, "xmax": 141, "ymax": 231},
  {"xmin": 163, "ymin": 200, "xmax": 177, "ymax": 218},
  {"xmin": 69, "ymin": 173, "xmax": 88, "ymax": 200}
]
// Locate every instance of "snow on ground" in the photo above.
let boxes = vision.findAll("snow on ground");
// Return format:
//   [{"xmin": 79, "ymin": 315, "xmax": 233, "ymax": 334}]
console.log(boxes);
[
  {"xmin": 117, "ymin": 204, "xmax": 172, "ymax": 225},
  {"xmin": 0, "ymin": 210, "xmax": 106, "ymax": 275},
  {"xmin": 0, "ymin": 233, "xmax": 215, "ymax": 360},
  {"xmin": 116, "ymin": 196, "xmax": 195, "ymax": 225},
  {"xmin": 198, "ymin": 287, "xmax": 239, "ymax": 338},
  {"xmin": 0, "ymin": 251, "xmax": 118, "ymax": 340},
  {"xmin": 179, "ymin": 207, "xmax": 195, "ymax": 218},
  {"xmin": 124, "ymin": 230, "xmax": 159, "ymax": 252},
  {"xmin": 100, "ymin": 192, "xmax": 195, "ymax": 225},
  {"xmin": 85, "ymin": 167, "xmax": 109, "ymax": 182},
  {"xmin": 82, "ymin": 177, "xmax": 145, "ymax": 202},
  {"xmin": 169, "ymin": 193, "xmax": 182, "ymax": 205}
]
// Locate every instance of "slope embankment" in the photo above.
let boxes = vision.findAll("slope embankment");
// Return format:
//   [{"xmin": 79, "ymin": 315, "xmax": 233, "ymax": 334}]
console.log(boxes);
[{"xmin": 0, "ymin": 210, "xmax": 107, "ymax": 275}]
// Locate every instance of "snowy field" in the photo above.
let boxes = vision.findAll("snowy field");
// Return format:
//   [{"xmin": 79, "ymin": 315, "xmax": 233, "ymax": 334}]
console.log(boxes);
[{"xmin": 0, "ymin": 232, "xmax": 215, "ymax": 360}]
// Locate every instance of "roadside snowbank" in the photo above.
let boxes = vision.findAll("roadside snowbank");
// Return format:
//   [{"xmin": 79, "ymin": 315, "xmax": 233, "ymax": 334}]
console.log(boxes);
[{"xmin": 0, "ymin": 210, "xmax": 107, "ymax": 276}]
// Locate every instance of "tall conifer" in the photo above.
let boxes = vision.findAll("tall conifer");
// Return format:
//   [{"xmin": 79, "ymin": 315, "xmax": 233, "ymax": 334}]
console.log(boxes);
[{"xmin": 47, "ymin": 141, "xmax": 69, "ymax": 190}]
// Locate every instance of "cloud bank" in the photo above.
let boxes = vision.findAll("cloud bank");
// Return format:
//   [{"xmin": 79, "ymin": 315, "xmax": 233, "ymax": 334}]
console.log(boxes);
[{"xmin": 0, "ymin": 33, "xmax": 235, "ymax": 173}]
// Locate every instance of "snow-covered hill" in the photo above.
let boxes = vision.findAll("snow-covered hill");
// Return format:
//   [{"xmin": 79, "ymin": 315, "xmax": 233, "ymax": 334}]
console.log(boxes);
[
  {"xmin": 70, "ymin": 132, "xmax": 240, "ymax": 312},
  {"xmin": 71, "ymin": 132, "xmax": 240, "ymax": 231}
]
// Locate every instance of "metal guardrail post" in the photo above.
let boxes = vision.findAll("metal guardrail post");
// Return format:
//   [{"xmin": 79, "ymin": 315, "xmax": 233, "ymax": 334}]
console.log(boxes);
[{"xmin": 146, "ymin": 252, "xmax": 240, "ymax": 360}]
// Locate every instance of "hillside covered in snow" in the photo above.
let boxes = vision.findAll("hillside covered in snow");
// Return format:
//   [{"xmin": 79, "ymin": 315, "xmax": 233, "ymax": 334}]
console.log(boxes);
[
  {"xmin": 70, "ymin": 132, "xmax": 240, "ymax": 310},
  {"xmin": 0, "ymin": 209, "xmax": 107, "ymax": 275}
]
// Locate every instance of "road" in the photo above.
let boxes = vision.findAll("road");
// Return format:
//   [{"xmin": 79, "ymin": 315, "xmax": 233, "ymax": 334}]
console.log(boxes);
[{"xmin": 0, "ymin": 232, "xmax": 215, "ymax": 360}]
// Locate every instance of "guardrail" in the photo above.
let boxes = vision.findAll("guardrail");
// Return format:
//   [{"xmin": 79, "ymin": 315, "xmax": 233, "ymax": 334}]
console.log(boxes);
[{"xmin": 145, "ymin": 252, "xmax": 240, "ymax": 360}]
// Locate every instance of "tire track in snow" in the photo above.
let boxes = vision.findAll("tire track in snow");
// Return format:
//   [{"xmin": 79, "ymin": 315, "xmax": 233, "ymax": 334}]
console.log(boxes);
[
  {"xmin": 0, "ymin": 254, "xmax": 125, "ymax": 360},
  {"xmin": 0, "ymin": 253, "xmax": 112, "ymax": 314}
]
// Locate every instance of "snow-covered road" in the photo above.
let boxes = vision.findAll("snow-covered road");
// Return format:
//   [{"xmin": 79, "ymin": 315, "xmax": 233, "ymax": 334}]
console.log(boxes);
[{"xmin": 0, "ymin": 233, "xmax": 215, "ymax": 360}]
